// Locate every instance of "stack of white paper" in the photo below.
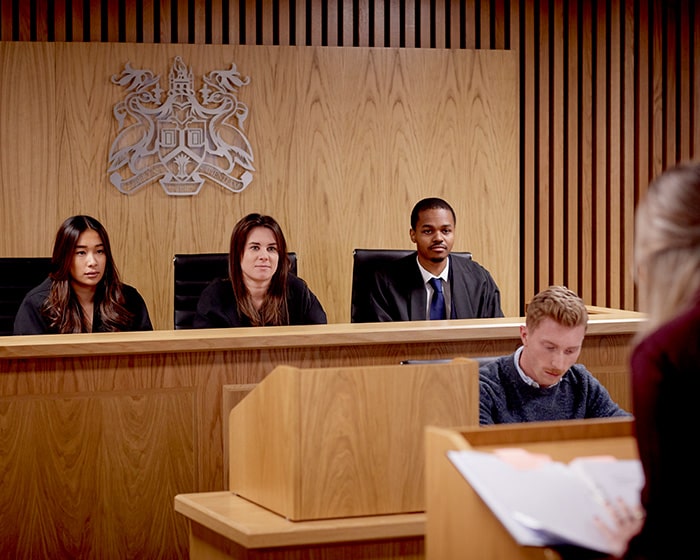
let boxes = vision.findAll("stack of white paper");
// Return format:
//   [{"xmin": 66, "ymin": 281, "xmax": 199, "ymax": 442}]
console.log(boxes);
[{"xmin": 447, "ymin": 449, "xmax": 644, "ymax": 555}]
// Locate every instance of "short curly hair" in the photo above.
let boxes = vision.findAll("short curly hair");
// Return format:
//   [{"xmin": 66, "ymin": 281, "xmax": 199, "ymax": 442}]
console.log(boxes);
[{"xmin": 525, "ymin": 285, "xmax": 588, "ymax": 331}]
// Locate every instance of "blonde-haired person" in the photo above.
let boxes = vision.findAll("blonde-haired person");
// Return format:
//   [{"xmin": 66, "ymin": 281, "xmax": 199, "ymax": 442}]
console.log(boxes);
[
  {"xmin": 479, "ymin": 285, "xmax": 630, "ymax": 425},
  {"xmin": 615, "ymin": 161, "xmax": 700, "ymax": 560}
]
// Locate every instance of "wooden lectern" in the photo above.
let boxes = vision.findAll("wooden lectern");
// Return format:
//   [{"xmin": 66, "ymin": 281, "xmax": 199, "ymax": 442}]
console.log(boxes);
[
  {"xmin": 425, "ymin": 417, "xmax": 638, "ymax": 560},
  {"xmin": 174, "ymin": 359, "xmax": 480, "ymax": 560},
  {"xmin": 229, "ymin": 359, "xmax": 480, "ymax": 521}
]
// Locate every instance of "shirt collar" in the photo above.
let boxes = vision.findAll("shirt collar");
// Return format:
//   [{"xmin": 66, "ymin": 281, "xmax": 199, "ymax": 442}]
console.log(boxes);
[
  {"xmin": 417, "ymin": 255, "xmax": 450, "ymax": 284},
  {"xmin": 513, "ymin": 345, "xmax": 559, "ymax": 388}
]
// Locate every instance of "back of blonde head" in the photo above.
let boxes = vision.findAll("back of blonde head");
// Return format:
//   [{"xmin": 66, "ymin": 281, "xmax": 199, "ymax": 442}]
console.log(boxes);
[{"xmin": 635, "ymin": 161, "xmax": 700, "ymax": 335}]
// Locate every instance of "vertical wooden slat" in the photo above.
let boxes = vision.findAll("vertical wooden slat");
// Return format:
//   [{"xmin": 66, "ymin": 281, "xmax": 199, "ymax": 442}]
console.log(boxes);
[
  {"xmin": 175, "ymin": 0, "xmax": 188, "ymax": 42},
  {"xmin": 18, "ymin": 0, "xmax": 31, "ymax": 40},
  {"xmin": 327, "ymin": 0, "xmax": 339, "ymax": 45},
  {"xmin": 650, "ymin": 0, "xmax": 664, "ymax": 178},
  {"xmin": 261, "ymin": 0, "xmax": 275, "ymax": 45},
  {"xmin": 228, "ymin": 0, "xmax": 240, "ymax": 44},
  {"xmin": 0, "ymin": 0, "xmax": 9, "ymax": 41},
  {"xmin": 295, "ymin": 0, "xmax": 306, "ymax": 45},
  {"xmin": 54, "ymin": 0, "xmax": 67, "ymax": 41},
  {"xmin": 388, "ymin": 0, "xmax": 401, "ymax": 47},
  {"xmin": 509, "ymin": 0, "xmax": 520, "ymax": 68},
  {"xmin": 404, "ymin": 0, "xmax": 416, "ymax": 48},
  {"xmin": 278, "ymin": 0, "xmax": 291, "ymax": 45},
  {"xmin": 246, "ymin": 0, "xmax": 258, "ymax": 44},
  {"xmin": 310, "ymin": 0, "xmax": 323, "ymax": 45},
  {"xmin": 342, "ymin": 0, "xmax": 353, "ymax": 46},
  {"xmin": 636, "ymin": 0, "xmax": 649, "ymax": 193},
  {"xmin": 193, "ymin": 0, "xmax": 207, "ymax": 44},
  {"xmin": 566, "ymin": 0, "xmax": 580, "ymax": 296},
  {"xmin": 209, "ymin": 0, "xmax": 223, "ymax": 44},
  {"xmin": 126, "ymin": 0, "xmax": 138, "ymax": 42},
  {"xmin": 551, "ymin": 0, "xmax": 564, "ymax": 287},
  {"xmin": 493, "ymin": 0, "xmax": 505, "ymax": 49},
  {"xmin": 664, "ymin": 2, "xmax": 676, "ymax": 166},
  {"xmin": 608, "ymin": 0, "xmax": 622, "ymax": 308},
  {"xmin": 34, "ymin": 0, "xmax": 47, "ymax": 41},
  {"xmin": 622, "ymin": 0, "xmax": 637, "ymax": 310},
  {"xmin": 579, "ymin": 0, "xmax": 594, "ymax": 304},
  {"xmin": 89, "ymin": 0, "xmax": 102, "ymax": 41},
  {"xmin": 537, "ymin": 1, "xmax": 550, "ymax": 289},
  {"xmin": 678, "ymin": 1, "xmax": 691, "ymax": 161},
  {"xmin": 435, "ymin": 0, "xmax": 446, "ymax": 48},
  {"xmin": 522, "ymin": 0, "xmax": 536, "ymax": 300},
  {"xmin": 510, "ymin": 0, "xmax": 521, "ymax": 308},
  {"xmin": 357, "ymin": 0, "xmax": 370, "ymax": 47},
  {"xmin": 77, "ymin": 1, "xmax": 88, "ymax": 41},
  {"xmin": 463, "ymin": 0, "xmax": 475, "ymax": 49},
  {"xmin": 244, "ymin": 0, "xmax": 256, "ymax": 44},
  {"xmin": 594, "ymin": 0, "xmax": 608, "ymax": 305},
  {"xmin": 71, "ymin": 0, "xmax": 84, "ymax": 41},
  {"xmin": 106, "ymin": 0, "xmax": 119, "ymax": 42},
  {"xmin": 419, "ymin": 0, "xmax": 430, "ymax": 47},
  {"xmin": 695, "ymin": 3, "xmax": 700, "ymax": 158},
  {"xmin": 142, "ymin": 0, "xmax": 155, "ymax": 43},
  {"xmin": 374, "ymin": 0, "xmax": 385, "ymax": 46},
  {"xmin": 450, "ymin": 0, "xmax": 460, "ymax": 49},
  {"xmin": 480, "ymin": 0, "xmax": 490, "ymax": 48}
]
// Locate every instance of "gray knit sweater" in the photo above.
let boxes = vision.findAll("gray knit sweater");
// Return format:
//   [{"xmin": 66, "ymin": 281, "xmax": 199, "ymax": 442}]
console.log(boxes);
[{"xmin": 479, "ymin": 353, "xmax": 631, "ymax": 425}]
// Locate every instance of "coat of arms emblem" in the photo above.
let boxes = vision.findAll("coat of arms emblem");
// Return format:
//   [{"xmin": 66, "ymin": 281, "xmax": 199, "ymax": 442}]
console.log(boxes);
[{"xmin": 108, "ymin": 56, "xmax": 254, "ymax": 196}]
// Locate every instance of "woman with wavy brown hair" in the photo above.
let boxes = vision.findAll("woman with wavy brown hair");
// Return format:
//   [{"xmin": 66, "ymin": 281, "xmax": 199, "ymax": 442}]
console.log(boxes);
[
  {"xmin": 13, "ymin": 215, "xmax": 152, "ymax": 334},
  {"xmin": 193, "ymin": 213, "xmax": 326, "ymax": 328}
]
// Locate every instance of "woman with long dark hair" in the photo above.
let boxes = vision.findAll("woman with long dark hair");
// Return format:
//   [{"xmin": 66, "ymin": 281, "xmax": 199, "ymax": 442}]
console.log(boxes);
[
  {"xmin": 14, "ymin": 215, "xmax": 153, "ymax": 334},
  {"xmin": 193, "ymin": 213, "xmax": 326, "ymax": 327}
]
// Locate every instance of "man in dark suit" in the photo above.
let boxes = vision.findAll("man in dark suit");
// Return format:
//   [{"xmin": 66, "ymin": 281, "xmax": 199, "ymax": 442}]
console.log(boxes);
[{"xmin": 367, "ymin": 197, "xmax": 504, "ymax": 322}]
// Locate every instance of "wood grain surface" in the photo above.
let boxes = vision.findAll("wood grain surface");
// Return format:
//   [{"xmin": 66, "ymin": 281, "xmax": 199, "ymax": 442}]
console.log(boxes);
[
  {"xmin": 0, "ymin": 309, "xmax": 642, "ymax": 558},
  {"xmin": 0, "ymin": 42, "xmax": 519, "ymax": 328}
]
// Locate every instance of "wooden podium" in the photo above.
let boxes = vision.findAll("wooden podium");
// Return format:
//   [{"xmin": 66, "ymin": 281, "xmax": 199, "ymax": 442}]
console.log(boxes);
[
  {"xmin": 175, "ymin": 358, "xmax": 480, "ymax": 559},
  {"xmin": 425, "ymin": 418, "xmax": 639, "ymax": 560},
  {"xmin": 229, "ymin": 359, "xmax": 480, "ymax": 520}
]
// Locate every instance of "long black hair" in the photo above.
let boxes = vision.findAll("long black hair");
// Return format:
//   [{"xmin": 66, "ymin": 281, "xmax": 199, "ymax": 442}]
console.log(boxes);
[{"xmin": 42, "ymin": 215, "xmax": 134, "ymax": 332}]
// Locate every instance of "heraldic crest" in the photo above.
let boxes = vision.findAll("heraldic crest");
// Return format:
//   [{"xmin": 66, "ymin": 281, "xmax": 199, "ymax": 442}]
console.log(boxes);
[{"xmin": 108, "ymin": 56, "xmax": 255, "ymax": 196}]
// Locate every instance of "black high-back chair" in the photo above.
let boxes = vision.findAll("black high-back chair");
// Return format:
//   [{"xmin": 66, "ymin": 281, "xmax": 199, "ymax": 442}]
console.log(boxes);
[
  {"xmin": 173, "ymin": 252, "xmax": 297, "ymax": 330},
  {"xmin": 350, "ymin": 248, "xmax": 472, "ymax": 323},
  {"xmin": 0, "ymin": 257, "xmax": 53, "ymax": 336}
]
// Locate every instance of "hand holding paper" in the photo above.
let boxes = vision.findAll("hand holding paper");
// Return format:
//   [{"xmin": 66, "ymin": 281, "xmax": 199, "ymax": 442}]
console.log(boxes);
[{"xmin": 447, "ymin": 448, "xmax": 645, "ymax": 555}]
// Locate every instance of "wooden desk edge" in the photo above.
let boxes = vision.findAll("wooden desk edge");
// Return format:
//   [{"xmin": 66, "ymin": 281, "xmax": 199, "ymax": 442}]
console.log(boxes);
[
  {"xmin": 174, "ymin": 492, "xmax": 426, "ymax": 549},
  {"xmin": 0, "ymin": 308, "xmax": 646, "ymax": 359}
]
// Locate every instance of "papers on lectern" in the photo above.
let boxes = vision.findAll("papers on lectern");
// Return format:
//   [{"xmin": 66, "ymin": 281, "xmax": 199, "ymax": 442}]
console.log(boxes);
[{"xmin": 447, "ymin": 449, "xmax": 644, "ymax": 555}]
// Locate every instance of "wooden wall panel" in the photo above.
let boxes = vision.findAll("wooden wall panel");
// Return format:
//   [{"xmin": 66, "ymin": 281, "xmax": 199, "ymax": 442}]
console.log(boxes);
[
  {"xmin": 521, "ymin": 1, "xmax": 536, "ymax": 304},
  {"xmin": 0, "ymin": 43, "xmax": 57, "ymax": 255},
  {"xmin": 0, "ymin": 43, "xmax": 519, "ymax": 328},
  {"xmin": 0, "ymin": 354, "xmax": 197, "ymax": 558},
  {"xmin": 0, "ymin": 0, "xmax": 699, "ymax": 316}
]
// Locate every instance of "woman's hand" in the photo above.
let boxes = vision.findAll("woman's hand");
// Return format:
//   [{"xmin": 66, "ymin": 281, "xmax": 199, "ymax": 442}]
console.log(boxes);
[{"xmin": 593, "ymin": 496, "xmax": 645, "ymax": 558}]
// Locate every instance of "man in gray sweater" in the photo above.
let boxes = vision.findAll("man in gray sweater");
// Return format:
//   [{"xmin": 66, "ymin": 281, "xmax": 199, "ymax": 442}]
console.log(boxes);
[{"xmin": 479, "ymin": 285, "xmax": 631, "ymax": 425}]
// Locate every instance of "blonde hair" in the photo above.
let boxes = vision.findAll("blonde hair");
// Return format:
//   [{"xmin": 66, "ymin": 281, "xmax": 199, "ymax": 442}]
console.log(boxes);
[
  {"xmin": 634, "ymin": 161, "xmax": 700, "ymax": 336},
  {"xmin": 525, "ymin": 285, "xmax": 588, "ymax": 331}
]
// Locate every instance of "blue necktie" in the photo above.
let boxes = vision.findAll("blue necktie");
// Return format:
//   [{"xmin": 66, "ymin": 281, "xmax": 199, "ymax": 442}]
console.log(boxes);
[{"xmin": 429, "ymin": 277, "xmax": 446, "ymax": 320}]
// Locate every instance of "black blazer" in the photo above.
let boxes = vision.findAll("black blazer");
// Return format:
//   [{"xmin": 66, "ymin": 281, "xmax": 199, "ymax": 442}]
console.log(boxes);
[
  {"xmin": 367, "ymin": 253, "xmax": 504, "ymax": 322},
  {"xmin": 193, "ymin": 274, "xmax": 327, "ymax": 328}
]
